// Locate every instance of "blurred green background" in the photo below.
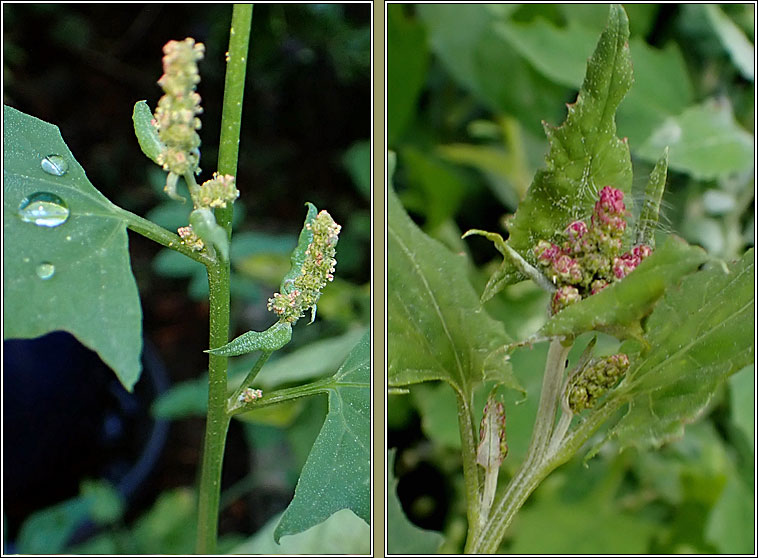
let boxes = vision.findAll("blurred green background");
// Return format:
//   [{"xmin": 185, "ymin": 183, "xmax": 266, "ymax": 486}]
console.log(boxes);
[
  {"xmin": 4, "ymin": 3, "xmax": 370, "ymax": 554},
  {"xmin": 387, "ymin": 3, "xmax": 753, "ymax": 554}
]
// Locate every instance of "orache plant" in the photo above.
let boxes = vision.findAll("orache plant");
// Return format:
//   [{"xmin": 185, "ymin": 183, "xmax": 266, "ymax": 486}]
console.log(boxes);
[
  {"xmin": 4, "ymin": 5, "xmax": 369, "ymax": 553},
  {"xmin": 388, "ymin": 5, "xmax": 753, "ymax": 554}
]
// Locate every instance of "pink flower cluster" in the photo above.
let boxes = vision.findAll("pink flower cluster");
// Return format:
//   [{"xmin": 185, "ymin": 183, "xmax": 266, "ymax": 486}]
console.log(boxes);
[{"xmin": 534, "ymin": 186, "xmax": 652, "ymax": 314}]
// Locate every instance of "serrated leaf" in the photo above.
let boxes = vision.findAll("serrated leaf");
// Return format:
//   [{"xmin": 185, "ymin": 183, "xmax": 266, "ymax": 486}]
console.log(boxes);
[
  {"xmin": 387, "ymin": 449, "xmax": 444, "ymax": 554},
  {"xmin": 132, "ymin": 100, "xmax": 165, "ymax": 165},
  {"xmin": 539, "ymin": 236, "xmax": 709, "ymax": 340},
  {"xmin": 636, "ymin": 99, "xmax": 755, "ymax": 180},
  {"xmin": 206, "ymin": 321, "xmax": 292, "ymax": 356},
  {"xmin": 387, "ymin": 154, "xmax": 519, "ymax": 396},
  {"xmin": 604, "ymin": 248, "xmax": 754, "ymax": 450},
  {"xmin": 274, "ymin": 329, "xmax": 370, "ymax": 541},
  {"xmin": 635, "ymin": 147, "xmax": 668, "ymax": 248},
  {"xmin": 3, "ymin": 105, "xmax": 142, "ymax": 391},
  {"xmin": 489, "ymin": 5, "xmax": 634, "ymax": 293}
]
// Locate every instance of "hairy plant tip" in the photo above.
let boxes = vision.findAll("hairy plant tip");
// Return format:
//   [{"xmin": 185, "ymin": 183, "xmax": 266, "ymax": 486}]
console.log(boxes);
[
  {"xmin": 476, "ymin": 394, "xmax": 508, "ymax": 469},
  {"xmin": 177, "ymin": 225, "xmax": 204, "ymax": 251},
  {"xmin": 567, "ymin": 353, "xmax": 630, "ymax": 412},
  {"xmin": 534, "ymin": 186, "xmax": 652, "ymax": 314},
  {"xmin": 154, "ymin": 38, "xmax": 205, "ymax": 193},
  {"xmin": 267, "ymin": 210, "xmax": 341, "ymax": 323},
  {"xmin": 198, "ymin": 173, "xmax": 240, "ymax": 208}
]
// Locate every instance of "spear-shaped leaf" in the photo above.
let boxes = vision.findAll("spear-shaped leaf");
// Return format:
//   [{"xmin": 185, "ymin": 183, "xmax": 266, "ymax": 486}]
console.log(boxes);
[{"xmin": 475, "ymin": 5, "xmax": 634, "ymax": 299}]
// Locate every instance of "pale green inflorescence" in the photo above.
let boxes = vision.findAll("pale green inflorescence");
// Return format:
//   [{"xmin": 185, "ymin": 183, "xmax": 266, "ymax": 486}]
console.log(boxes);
[
  {"xmin": 154, "ymin": 38, "xmax": 204, "ymax": 180},
  {"xmin": 267, "ymin": 210, "xmax": 341, "ymax": 323},
  {"xmin": 567, "ymin": 353, "xmax": 630, "ymax": 412},
  {"xmin": 198, "ymin": 172, "xmax": 240, "ymax": 209}
]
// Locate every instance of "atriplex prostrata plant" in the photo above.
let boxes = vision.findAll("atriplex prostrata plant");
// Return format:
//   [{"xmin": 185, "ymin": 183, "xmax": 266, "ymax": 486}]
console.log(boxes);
[
  {"xmin": 388, "ymin": 4, "xmax": 753, "ymax": 554},
  {"xmin": 4, "ymin": 5, "xmax": 369, "ymax": 554}
]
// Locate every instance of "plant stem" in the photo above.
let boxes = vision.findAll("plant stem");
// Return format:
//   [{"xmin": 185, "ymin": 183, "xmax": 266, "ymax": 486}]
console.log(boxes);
[
  {"xmin": 195, "ymin": 6, "xmax": 252, "ymax": 553},
  {"xmin": 456, "ymin": 390, "xmax": 483, "ymax": 549},
  {"xmin": 115, "ymin": 206, "xmax": 214, "ymax": 266},
  {"xmin": 466, "ymin": 338, "xmax": 571, "ymax": 553},
  {"xmin": 196, "ymin": 262, "xmax": 232, "ymax": 554},
  {"xmin": 228, "ymin": 376, "xmax": 336, "ymax": 416},
  {"xmin": 216, "ymin": 3, "xmax": 252, "ymax": 236},
  {"xmin": 227, "ymin": 350, "xmax": 272, "ymax": 410}
]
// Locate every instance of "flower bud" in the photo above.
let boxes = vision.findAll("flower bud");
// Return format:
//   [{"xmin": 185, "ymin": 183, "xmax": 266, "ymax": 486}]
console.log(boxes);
[
  {"xmin": 567, "ymin": 353, "xmax": 630, "ymax": 412},
  {"xmin": 476, "ymin": 393, "xmax": 508, "ymax": 470}
]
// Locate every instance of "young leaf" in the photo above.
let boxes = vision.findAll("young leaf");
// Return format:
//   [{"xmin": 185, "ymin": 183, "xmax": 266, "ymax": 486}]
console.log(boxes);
[
  {"xmin": 387, "ymin": 154, "xmax": 520, "ymax": 395},
  {"xmin": 205, "ymin": 321, "xmax": 292, "ymax": 357},
  {"xmin": 189, "ymin": 207, "xmax": 229, "ymax": 260},
  {"xmin": 281, "ymin": 202, "xmax": 318, "ymax": 294},
  {"xmin": 482, "ymin": 4, "xmax": 634, "ymax": 294},
  {"xmin": 132, "ymin": 100, "xmax": 165, "ymax": 165},
  {"xmin": 635, "ymin": 147, "xmax": 668, "ymax": 248},
  {"xmin": 538, "ymin": 236, "xmax": 709, "ymax": 341},
  {"xmin": 603, "ymin": 248, "xmax": 754, "ymax": 450},
  {"xmin": 274, "ymin": 329, "xmax": 370, "ymax": 541},
  {"xmin": 3, "ymin": 105, "xmax": 142, "ymax": 391}
]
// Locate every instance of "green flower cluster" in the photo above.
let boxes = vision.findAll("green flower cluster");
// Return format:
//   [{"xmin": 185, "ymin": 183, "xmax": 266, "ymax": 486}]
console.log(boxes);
[
  {"xmin": 534, "ymin": 186, "xmax": 652, "ymax": 314},
  {"xmin": 267, "ymin": 210, "xmax": 341, "ymax": 323},
  {"xmin": 197, "ymin": 172, "xmax": 240, "ymax": 209},
  {"xmin": 567, "ymin": 353, "xmax": 630, "ymax": 412},
  {"xmin": 154, "ymin": 38, "xmax": 204, "ymax": 181}
]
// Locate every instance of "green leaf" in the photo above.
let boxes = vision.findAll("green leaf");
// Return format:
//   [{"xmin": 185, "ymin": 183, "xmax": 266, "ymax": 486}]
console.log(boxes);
[
  {"xmin": 280, "ymin": 202, "xmax": 318, "ymax": 294},
  {"xmin": 189, "ymin": 207, "xmax": 228, "ymax": 261},
  {"xmin": 728, "ymin": 364, "xmax": 754, "ymax": 451},
  {"xmin": 274, "ymin": 329, "xmax": 370, "ymax": 541},
  {"xmin": 705, "ymin": 474, "xmax": 755, "ymax": 554},
  {"xmin": 486, "ymin": 5, "xmax": 634, "ymax": 292},
  {"xmin": 635, "ymin": 147, "xmax": 668, "ymax": 248},
  {"xmin": 387, "ymin": 449, "xmax": 445, "ymax": 554},
  {"xmin": 341, "ymin": 140, "xmax": 371, "ymax": 199},
  {"xmin": 16, "ymin": 497, "xmax": 90, "ymax": 554},
  {"xmin": 3, "ymin": 105, "xmax": 142, "ymax": 391},
  {"xmin": 206, "ymin": 320, "xmax": 292, "ymax": 356},
  {"xmin": 703, "ymin": 4, "xmax": 754, "ymax": 81},
  {"xmin": 604, "ymin": 248, "xmax": 754, "ymax": 450},
  {"xmin": 387, "ymin": 154, "xmax": 519, "ymax": 396},
  {"xmin": 132, "ymin": 100, "xmax": 165, "ymax": 165},
  {"xmin": 416, "ymin": 4, "xmax": 567, "ymax": 135},
  {"xmin": 387, "ymin": 5, "xmax": 428, "ymax": 145},
  {"xmin": 539, "ymin": 236, "xmax": 709, "ymax": 340},
  {"xmin": 508, "ymin": 463, "xmax": 657, "ymax": 553},
  {"xmin": 233, "ymin": 509, "xmax": 370, "ymax": 554},
  {"xmin": 152, "ymin": 328, "xmax": 367, "ymax": 419},
  {"xmin": 636, "ymin": 99, "xmax": 755, "ymax": 180}
]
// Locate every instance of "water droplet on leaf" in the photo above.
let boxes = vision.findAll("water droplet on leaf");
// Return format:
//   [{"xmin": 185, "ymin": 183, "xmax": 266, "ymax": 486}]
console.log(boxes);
[
  {"xmin": 18, "ymin": 192, "xmax": 70, "ymax": 228},
  {"xmin": 36, "ymin": 262, "xmax": 55, "ymax": 280},
  {"xmin": 40, "ymin": 155, "xmax": 69, "ymax": 176}
]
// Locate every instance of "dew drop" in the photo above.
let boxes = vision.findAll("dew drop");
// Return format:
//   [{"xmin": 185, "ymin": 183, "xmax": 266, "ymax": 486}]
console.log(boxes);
[
  {"xmin": 36, "ymin": 262, "xmax": 55, "ymax": 280},
  {"xmin": 41, "ymin": 154, "xmax": 69, "ymax": 176},
  {"xmin": 18, "ymin": 192, "xmax": 70, "ymax": 228}
]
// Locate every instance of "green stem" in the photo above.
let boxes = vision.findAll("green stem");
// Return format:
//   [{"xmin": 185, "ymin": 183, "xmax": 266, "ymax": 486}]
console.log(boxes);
[
  {"xmin": 216, "ymin": 3, "xmax": 252, "ymax": 236},
  {"xmin": 466, "ymin": 338, "xmax": 572, "ymax": 553},
  {"xmin": 195, "ymin": 6, "xmax": 252, "ymax": 553},
  {"xmin": 115, "ymin": 206, "xmax": 214, "ymax": 266},
  {"xmin": 227, "ymin": 351, "xmax": 272, "ymax": 410},
  {"xmin": 228, "ymin": 376, "xmax": 335, "ymax": 416},
  {"xmin": 196, "ymin": 263, "xmax": 232, "ymax": 554},
  {"xmin": 457, "ymin": 389, "xmax": 483, "ymax": 550}
]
